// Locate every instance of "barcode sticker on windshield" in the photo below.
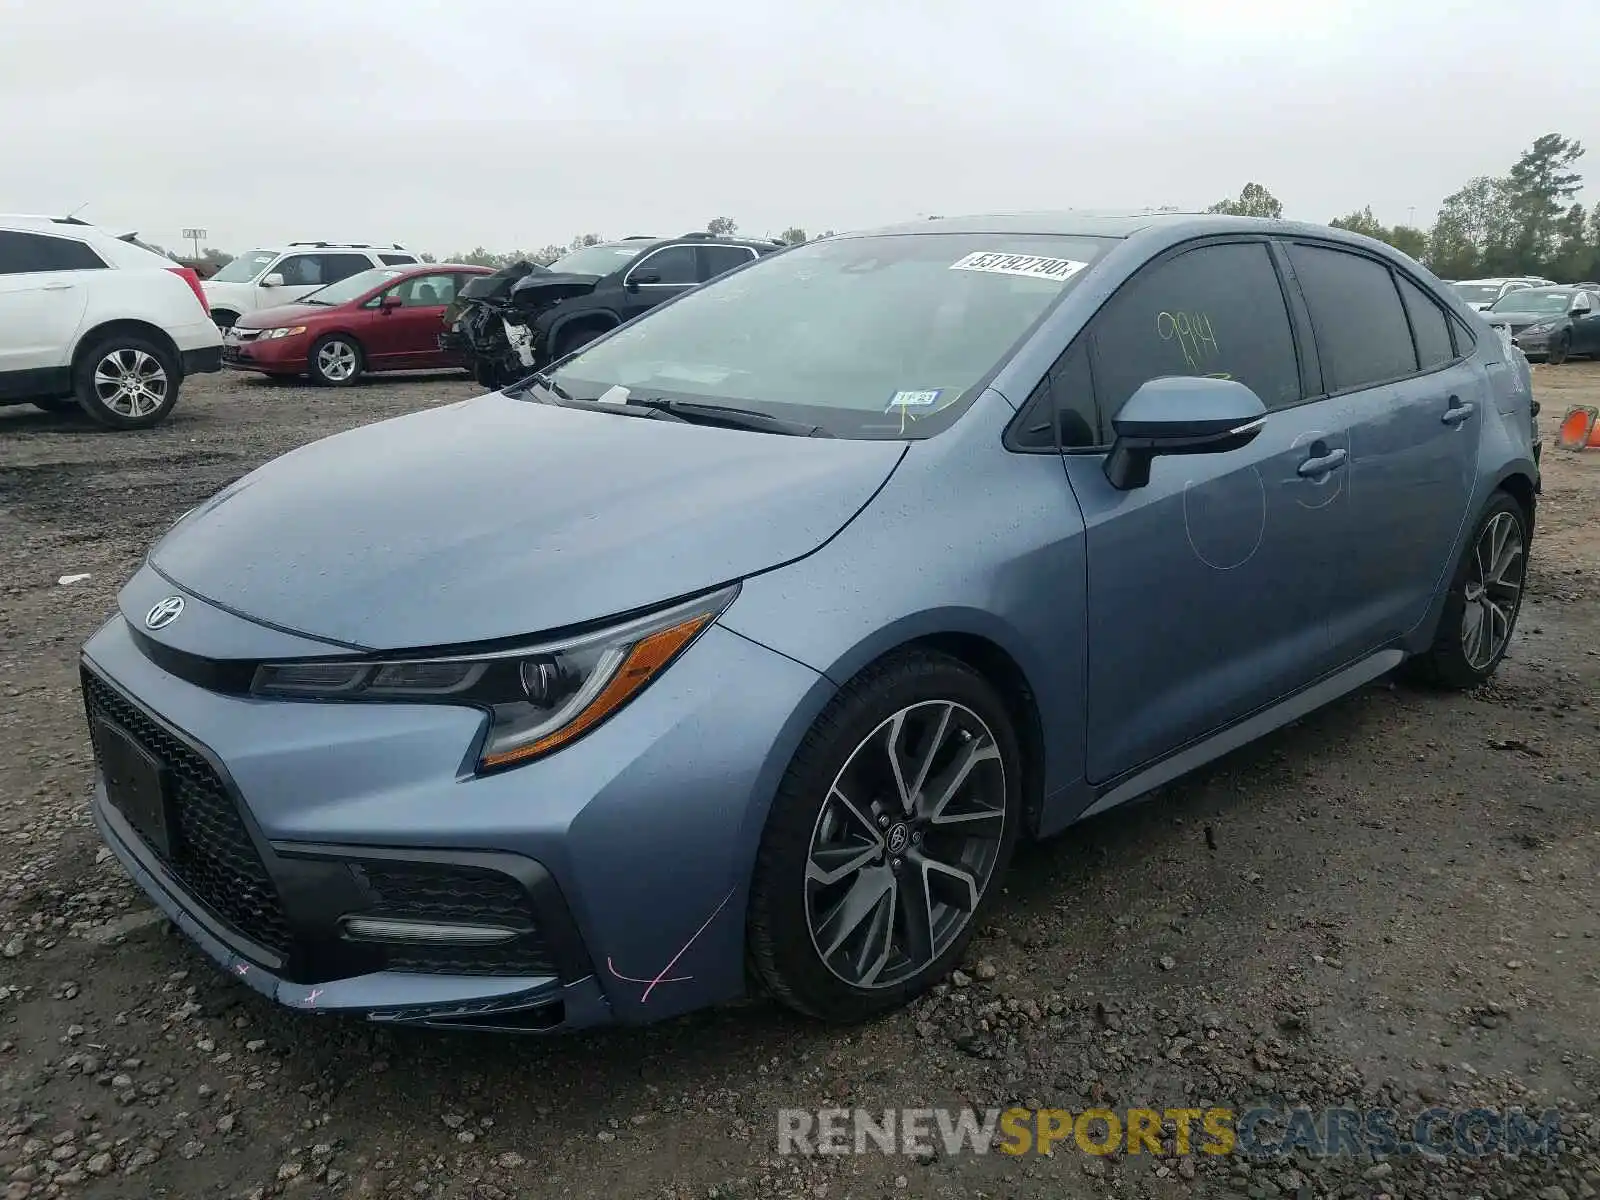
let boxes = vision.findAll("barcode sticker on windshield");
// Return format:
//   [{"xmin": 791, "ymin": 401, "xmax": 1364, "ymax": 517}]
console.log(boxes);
[
  {"xmin": 887, "ymin": 389, "xmax": 942, "ymax": 409},
  {"xmin": 950, "ymin": 252, "xmax": 1089, "ymax": 282}
]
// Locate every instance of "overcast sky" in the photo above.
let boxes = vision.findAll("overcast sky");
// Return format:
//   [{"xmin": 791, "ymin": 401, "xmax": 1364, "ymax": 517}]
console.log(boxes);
[{"xmin": 2, "ymin": 0, "xmax": 1595, "ymax": 257}]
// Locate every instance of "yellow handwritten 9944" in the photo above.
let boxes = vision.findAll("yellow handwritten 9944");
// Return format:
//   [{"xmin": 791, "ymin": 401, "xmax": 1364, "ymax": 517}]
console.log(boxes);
[
  {"xmin": 997, "ymin": 1106, "xmax": 1235, "ymax": 1156},
  {"xmin": 1156, "ymin": 310, "xmax": 1224, "ymax": 374}
]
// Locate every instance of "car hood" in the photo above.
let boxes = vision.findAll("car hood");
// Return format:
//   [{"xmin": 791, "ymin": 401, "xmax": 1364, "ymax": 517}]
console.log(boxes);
[
  {"xmin": 234, "ymin": 303, "xmax": 327, "ymax": 329},
  {"xmin": 149, "ymin": 393, "xmax": 907, "ymax": 650},
  {"xmin": 508, "ymin": 272, "xmax": 602, "ymax": 307}
]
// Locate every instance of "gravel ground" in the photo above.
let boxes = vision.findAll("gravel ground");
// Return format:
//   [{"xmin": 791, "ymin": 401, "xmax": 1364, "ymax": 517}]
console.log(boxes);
[{"xmin": 1, "ymin": 366, "xmax": 1597, "ymax": 1200}]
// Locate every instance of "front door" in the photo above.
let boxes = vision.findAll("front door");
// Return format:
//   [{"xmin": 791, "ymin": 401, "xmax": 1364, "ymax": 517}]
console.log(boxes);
[
  {"xmin": 1058, "ymin": 238, "xmax": 1346, "ymax": 782},
  {"xmin": 1282, "ymin": 242, "xmax": 1482, "ymax": 659},
  {"xmin": 363, "ymin": 272, "xmax": 459, "ymax": 368},
  {"xmin": 1567, "ymin": 290, "xmax": 1600, "ymax": 356},
  {"xmin": 619, "ymin": 244, "xmax": 699, "ymax": 321}
]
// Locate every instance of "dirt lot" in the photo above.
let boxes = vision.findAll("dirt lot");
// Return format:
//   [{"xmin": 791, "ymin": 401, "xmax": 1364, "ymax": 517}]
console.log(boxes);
[{"xmin": 1, "ymin": 367, "xmax": 1597, "ymax": 1200}]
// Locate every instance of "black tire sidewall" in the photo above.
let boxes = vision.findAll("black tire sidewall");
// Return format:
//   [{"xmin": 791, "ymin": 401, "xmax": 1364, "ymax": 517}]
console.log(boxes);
[
  {"xmin": 309, "ymin": 335, "xmax": 362, "ymax": 387},
  {"xmin": 748, "ymin": 651, "xmax": 1023, "ymax": 1023},
  {"xmin": 554, "ymin": 326, "xmax": 604, "ymax": 360},
  {"xmin": 212, "ymin": 311, "xmax": 238, "ymax": 332},
  {"xmin": 1420, "ymin": 492, "xmax": 1529, "ymax": 688},
  {"xmin": 1549, "ymin": 334, "xmax": 1570, "ymax": 365},
  {"xmin": 72, "ymin": 335, "xmax": 180, "ymax": 430}
]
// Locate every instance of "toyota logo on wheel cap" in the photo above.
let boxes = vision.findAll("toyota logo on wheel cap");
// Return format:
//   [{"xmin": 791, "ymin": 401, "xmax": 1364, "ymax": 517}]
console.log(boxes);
[{"xmin": 144, "ymin": 596, "xmax": 185, "ymax": 630}]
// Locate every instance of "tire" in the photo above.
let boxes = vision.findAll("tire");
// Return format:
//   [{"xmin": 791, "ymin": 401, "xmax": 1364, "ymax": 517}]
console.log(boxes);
[
  {"xmin": 211, "ymin": 310, "xmax": 239, "ymax": 332},
  {"xmin": 308, "ymin": 335, "xmax": 363, "ymax": 387},
  {"xmin": 72, "ymin": 334, "xmax": 181, "ymax": 430},
  {"xmin": 748, "ymin": 650, "xmax": 1023, "ymax": 1023},
  {"xmin": 1408, "ymin": 491, "xmax": 1529, "ymax": 689},
  {"xmin": 1546, "ymin": 333, "xmax": 1570, "ymax": 365},
  {"xmin": 31, "ymin": 397, "xmax": 78, "ymax": 415},
  {"xmin": 553, "ymin": 324, "xmax": 606, "ymax": 360}
]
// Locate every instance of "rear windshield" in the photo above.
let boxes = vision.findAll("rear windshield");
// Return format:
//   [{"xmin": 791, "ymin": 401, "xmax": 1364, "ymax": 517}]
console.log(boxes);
[{"xmin": 546, "ymin": 232, "xmax": 1113, "ymax": 439}]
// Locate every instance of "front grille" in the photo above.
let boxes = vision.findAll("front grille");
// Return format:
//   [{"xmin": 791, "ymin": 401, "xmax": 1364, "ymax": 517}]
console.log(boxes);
[
  {"xmin": 83, "ymin": 671, "xmax": 294, "ymax": 959},
  {"xmin": 349, "ymin": 859, "xmax": 556, "ymax": 976}
]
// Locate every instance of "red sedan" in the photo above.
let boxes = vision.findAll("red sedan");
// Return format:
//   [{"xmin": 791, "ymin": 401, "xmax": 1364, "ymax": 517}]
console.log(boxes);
[{"xmin": 222, "ymin": 263, "xmax": 494, "ymax": 386}]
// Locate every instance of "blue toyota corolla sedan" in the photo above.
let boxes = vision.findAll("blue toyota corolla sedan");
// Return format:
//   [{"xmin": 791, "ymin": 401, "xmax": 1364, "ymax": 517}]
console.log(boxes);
[{"xmin": 81, "ymin": 213, "xmax": 1539, "ymax": 1032}]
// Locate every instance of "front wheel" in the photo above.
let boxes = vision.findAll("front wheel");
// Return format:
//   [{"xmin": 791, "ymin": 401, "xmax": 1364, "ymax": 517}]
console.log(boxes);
[
  {"xmin": 308, "ymin": 335, "xmax": 363, "ymax": 387},
  {"xmin": 747, "ymin": 650, "xmax": 1022, "ymax": 1023},
  {"xmin": 552, "ymin": 325, "xmax": 606, "ymax": 361},
  {"xmin": 1547, "ymin": 333, "xmax": 1571, "ymax": 365},
  {"xmin": 211, "ymin": 310, "xmax": 239, "ymax": 332},
  {"xmin": 1409, "ymin": 492, "xmax": 1529, "ymax": 689}
]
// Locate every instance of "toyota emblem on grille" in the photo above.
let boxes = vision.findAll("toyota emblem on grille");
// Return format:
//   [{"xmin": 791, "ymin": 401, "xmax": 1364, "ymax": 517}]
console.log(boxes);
[{"xmin": 145, "ymin": 596, "xmax": 185, "ymax": 630}]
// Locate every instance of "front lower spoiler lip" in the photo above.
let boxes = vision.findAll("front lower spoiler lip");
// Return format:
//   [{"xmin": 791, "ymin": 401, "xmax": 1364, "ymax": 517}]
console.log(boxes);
[{"xmin": 91, "ymin": 786, "xmax": 614, "ymax": 1032}]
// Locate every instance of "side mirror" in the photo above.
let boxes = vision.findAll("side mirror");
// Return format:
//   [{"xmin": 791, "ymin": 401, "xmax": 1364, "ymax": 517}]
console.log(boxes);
[
  {"xmin": 261, "ymin": 273, "xmax": 285, "ymax": 288},
  {"xmin": 1570, "ymin": 301, "xmax": 1590, "ymax": 317},
  {"xmin": 628, "ymin": 272, "xmax": 662, "ymax": 291},
  {"xmin": 379, "ymin": 294, "xmax": 403, "ymax": 311},
  {"xmin": 1104, "ymin": 376, "xmax": 1268, "ymax": 491}
]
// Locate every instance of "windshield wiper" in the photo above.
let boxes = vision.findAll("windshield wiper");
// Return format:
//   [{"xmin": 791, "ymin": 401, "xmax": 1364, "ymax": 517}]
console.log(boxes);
[
  {"xmin": 502, "ymin": 370, "xmax": 574, "ymax": 402},
  {"xmin": 503, "ymin": 374, "xmax": 690, "ymax": 422},
  {"xmin": 300, "ymin": 298, "xmax": 331, "ymax": 305},
  {"xmin": 624, "ymin": 397, "xmax": 833, "ymax": 437}
]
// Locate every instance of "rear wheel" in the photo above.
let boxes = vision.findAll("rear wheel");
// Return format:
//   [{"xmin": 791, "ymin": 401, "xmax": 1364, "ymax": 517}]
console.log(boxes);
[
  {"xmin": 1409, "ymin": 491, "xmax": 1528, "ymax": 689},
  {"xmin": 748, "ymin": 651, "xmax": 1022, "ymax": 1023},
  {"xmin": 309, "ymin": 335, "xmax": 363, "ymax": 387},
  {"xmin": 73, "ymin": 334, "xmax": 180, "ymax": 430}
]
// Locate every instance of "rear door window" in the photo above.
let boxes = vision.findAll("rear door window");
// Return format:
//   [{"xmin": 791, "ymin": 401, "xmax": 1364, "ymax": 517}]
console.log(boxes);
[
  {"xmin": 317, "ymin": 253, "xmax": 376, "ymax": 284},
  {"xmin": 1287, "ymin": 243, "xmax": 1417, "ymax": 390},
  {"xmin": 0, "ymin": 230, "xmax": 107, "ymax": 274},
  {"xmin": 700, "ymin": 245, "xmax": 757, "ymax": 280},
  {"xmin": 1088, "ymin": 240, "xmax": 1302, "ymax": 432}
]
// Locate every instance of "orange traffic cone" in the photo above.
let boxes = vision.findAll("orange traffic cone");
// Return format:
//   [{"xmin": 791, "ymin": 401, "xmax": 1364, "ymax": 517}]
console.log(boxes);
[{"xmin": 1556, "ymin": 405, "xmax": 1600, "ymax": 450}]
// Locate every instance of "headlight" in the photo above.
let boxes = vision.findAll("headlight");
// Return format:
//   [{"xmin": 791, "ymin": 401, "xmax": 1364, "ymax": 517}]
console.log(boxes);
[
  {"xmin": 1521, "ymin": 321, "xmax": 1555, "ymax": 336},
  {"xmin": 249, "ymin": 585, "xmax": 738, "ymax": 772},
  {"xmin": 261, "ymin": 325, "xmax": 308, "ymax": 340}
]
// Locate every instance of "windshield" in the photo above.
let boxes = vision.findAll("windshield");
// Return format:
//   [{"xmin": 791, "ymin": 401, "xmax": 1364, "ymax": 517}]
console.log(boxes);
[
  {"xmin": 298, "ymin": 267, "xmax": 406, "ymax": 306},
  {"xmin": 544, "ymin": 232, "xmax": 1113, "ymax": 439},
  {"xmin": 1488, "ymin": 286, "xmax": 1574, "ymax": 315},
  {"xmin": 208, "ymin": 250, "xmax": 279, "ymax": 284},
  {"xmin": 545, "ymin": 243, "xmax": 647, "ymax": 276}
]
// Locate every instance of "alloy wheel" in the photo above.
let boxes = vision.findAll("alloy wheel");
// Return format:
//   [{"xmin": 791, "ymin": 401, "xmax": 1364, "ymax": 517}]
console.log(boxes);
[
  {"xmin": 93, "ymin": 349, "xmax": 169, "ymax": 419},
  {"xmin": 805, "ymin": 700, "xmax": 1007, "ymax": 990},
  {"xmin": 1461, "ymin": 510, "xmax": 1524, "ymax": 671},
  {"xmin": 317, "ymin": 340, "xmax": 358, "ymax": 382}
]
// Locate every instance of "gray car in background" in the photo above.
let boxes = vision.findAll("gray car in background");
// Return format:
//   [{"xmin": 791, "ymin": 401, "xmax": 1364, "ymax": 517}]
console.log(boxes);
[
  {"xmin": 80, "ymin": 213, "xmax": 1539, "ymax": 1033},
  {"xmin": 1483, "ymin": 284, "xmax": 1600, "ymax": 363}
]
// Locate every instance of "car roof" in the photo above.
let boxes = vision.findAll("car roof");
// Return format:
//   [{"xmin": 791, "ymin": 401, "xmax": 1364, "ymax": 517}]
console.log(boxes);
[{"xmin": 842, "ymin": 210, "xmax": 1422, "ymax": 254}]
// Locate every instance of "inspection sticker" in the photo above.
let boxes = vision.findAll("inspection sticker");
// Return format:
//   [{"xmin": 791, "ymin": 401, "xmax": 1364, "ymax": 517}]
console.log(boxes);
[
  {"xmin": 949, "ymin": 251, "xmax": 1089, "ymax": 282},
  {"xmin": 887, "ymin": 389, "xmax": 943, "ymax": 410}
]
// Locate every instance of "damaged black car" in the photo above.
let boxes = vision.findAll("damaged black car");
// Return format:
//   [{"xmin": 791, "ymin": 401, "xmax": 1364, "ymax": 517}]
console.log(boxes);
[{"xmin": 443, "ymin": 233, "xmax": 785, "ymax": 388}]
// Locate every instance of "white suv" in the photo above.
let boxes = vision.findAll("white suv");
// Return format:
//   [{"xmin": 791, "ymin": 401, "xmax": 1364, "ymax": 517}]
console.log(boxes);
[
  {"xmin": 202, "ymin": 242, "xmax": 421, "ymax": 329},
  {"xmin": 0, "ymin": 215, "xmax": 223, "ymax": 430}
]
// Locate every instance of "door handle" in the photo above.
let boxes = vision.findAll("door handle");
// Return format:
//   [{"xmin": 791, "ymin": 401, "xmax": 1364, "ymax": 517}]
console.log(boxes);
[
  {"xmin": 1298, "ymin": 447, "xmax": 1348, "ymax": 477},
  {"xmin": 41, "ymin": 282, "xmax": 74, "ymax": 291},
  {"xmin": 1442, "ymin": 396, "xmax": 1475, "ymax": 426}
]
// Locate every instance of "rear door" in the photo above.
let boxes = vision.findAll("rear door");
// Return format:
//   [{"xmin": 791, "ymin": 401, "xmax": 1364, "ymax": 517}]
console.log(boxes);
[
  {"xmin": 1282, "ymin": 241, "xmax": 1483, "ymax": 661},
  {"xmin": 698, "ymin": 243, "xmax": 758, "ymax": 283},
  {"xmin": 1056, "ymin": 237, "xmax": 1348, "ymax": 780},
  {"xmin": 0, "ymin": 230, "xmax": 98, "ymax": 378}
]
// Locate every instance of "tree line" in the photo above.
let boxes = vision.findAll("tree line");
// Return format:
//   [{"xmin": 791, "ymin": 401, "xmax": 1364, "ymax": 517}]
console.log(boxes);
[
  {"xmin": 173, "ymin": 132, "xmax": 1592, "ymax": 282},
  {"xmin": 1207, "ymin": 132, "xmax": 1593, "ymax": 281}
]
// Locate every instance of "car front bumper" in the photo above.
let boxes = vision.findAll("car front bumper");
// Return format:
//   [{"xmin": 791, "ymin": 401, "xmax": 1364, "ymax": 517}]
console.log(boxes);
[
  {"xmin": 221, "ymin": 331, "xmax": 311, "ymax": 375},
  {"xmin": 81, "ymin": 572, "xmax": 828, "ymax": 1031}
]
